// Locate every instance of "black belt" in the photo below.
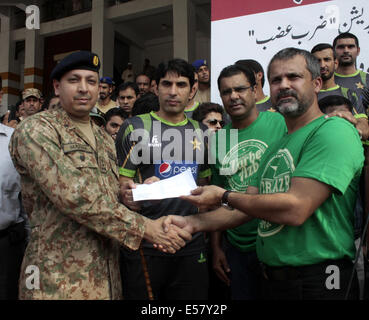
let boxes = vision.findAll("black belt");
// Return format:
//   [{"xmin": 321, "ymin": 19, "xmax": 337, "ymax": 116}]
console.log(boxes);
[
  {"xmin": 0, "ymin": 221, "xmax": 26, "ymax": 241},
  {"xmin": 261, "ymin": 259, "xmax": 353, "ymax": 281}
]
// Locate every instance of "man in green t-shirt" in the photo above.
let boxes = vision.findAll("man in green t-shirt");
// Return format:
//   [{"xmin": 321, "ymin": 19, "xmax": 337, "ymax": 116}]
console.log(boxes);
[
  {"xmin": 210, "ymin": 64, "xmax": 286, "ymax": 299},
  {"xmin": 163, "ymin": 48, "xmax": 364, "ymax": 300},
  {"xmin": 235, "ymin": 59, "xmax": 274, "ymax": 112}
]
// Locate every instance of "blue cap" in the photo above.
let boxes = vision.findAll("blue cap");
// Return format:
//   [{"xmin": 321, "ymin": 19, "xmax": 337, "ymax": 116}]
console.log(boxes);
[
  {"xmin": 51, "ymin": 51, "xmax": 100, "ymax": 80},
  {"xmin": 192, "ymin": 59, "xmax": 208, "ymax": 71},
  {"xmin": 100, "ymin": 76, "xmax": 114, "ymax": 85}
]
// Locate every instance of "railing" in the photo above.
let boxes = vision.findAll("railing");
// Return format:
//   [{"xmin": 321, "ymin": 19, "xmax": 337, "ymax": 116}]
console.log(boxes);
[
  {"xmin": 40, "ymin": 0, "xmax": 92, "ymax": 23},
  {"xmin": 11, "ymin": 0, "xmax": 135, "ymax": 29},
  {"xmin": 107, "ymin": 0, "xmax": 133, "ymax": 7}
]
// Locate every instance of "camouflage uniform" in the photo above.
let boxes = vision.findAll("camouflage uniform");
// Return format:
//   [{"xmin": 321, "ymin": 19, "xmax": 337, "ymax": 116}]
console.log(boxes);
[{"xmin": 9, "ymin": 107, "xmax": 147, "ymax": 300}]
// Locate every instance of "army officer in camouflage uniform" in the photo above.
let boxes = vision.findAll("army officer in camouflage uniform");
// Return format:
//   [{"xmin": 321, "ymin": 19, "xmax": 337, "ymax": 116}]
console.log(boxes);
[{"xmin": 9, "ymin": 51, "xmax": 191, "ymax": 300}]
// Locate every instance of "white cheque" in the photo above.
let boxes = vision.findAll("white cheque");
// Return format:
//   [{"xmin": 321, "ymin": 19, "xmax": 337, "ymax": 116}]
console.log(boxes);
[{"xmin": 132, "ymin": 169, "xmax": 198, "ymax": 201}]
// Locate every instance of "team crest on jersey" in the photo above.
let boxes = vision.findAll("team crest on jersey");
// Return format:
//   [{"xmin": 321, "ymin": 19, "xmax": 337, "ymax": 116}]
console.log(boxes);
[
  {"xmin": 258, "ymin": 148, "xmax": 295, "ymax": 237},
  {"xmin": 356, "ymin": 82, "xmax": 364, "ymax": 89},
  {"xmin": 148, "ymin": 135, "xmax": 162, "ymax": 147},
  {"xmin": 191, "ymin": 137, "xmax": 202, "ymax": 151}
]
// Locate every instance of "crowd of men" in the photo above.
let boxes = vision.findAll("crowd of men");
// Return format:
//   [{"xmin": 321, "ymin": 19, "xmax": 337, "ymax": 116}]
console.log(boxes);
[{"xmin": 1, "ymin": 32, "xmax": 369, "ymax": 301}]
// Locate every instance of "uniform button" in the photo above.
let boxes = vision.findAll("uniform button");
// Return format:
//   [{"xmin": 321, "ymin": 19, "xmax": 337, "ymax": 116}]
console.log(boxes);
[{"xmin": 80, "ymin": 155, "xmax": 85, "ymax": 161}]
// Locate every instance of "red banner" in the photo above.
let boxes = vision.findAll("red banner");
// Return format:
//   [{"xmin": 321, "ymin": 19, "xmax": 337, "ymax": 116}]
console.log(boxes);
[{"xmin": 211, "ymin": 0, "xmax": 334, "ymax": 21}]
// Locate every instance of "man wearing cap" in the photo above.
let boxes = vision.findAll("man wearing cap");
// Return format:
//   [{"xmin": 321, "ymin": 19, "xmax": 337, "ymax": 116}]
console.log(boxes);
[
  {"xmin": 192, "ymin": 59, "xmax": 211, "ymax": 103},
  {"xmin": 95, "ymin": 76, "xmax": 118, "ymax": 115},
  {"xmin": 121, "ymin": 62, "xmax": 135, "ymax": 84},
  {"xmin": 9, "ymin": 51, "xmax": 191, "ymax": 300},
  {"xmin": 22, "ymin": 88, "xmax": 42, "ymax": 119}
]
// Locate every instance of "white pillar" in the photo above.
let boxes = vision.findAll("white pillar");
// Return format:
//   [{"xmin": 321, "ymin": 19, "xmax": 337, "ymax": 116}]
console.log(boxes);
[
  {"xmin": 91, "ymin": 0, "xmax": 114, "ymax": 77},
  {"xmin": 172, "ymin": 0, "xmax": 196, "ymax": 63}
]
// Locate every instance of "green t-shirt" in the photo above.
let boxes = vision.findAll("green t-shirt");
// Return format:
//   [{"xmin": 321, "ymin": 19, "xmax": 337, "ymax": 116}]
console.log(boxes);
[
  {"xmin": 210, "ymin": 111, "xmax": 287, "ymax": 251},
  {"xmin": 250, "ymin": 116, "xmax": 364, "ymax": 266}
]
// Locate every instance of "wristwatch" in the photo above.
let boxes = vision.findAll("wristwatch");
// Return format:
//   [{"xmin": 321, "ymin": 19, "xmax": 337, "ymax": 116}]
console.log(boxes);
[{"xmin": 221, "ymin": 190, "xmax": 234, "ymax": 210}]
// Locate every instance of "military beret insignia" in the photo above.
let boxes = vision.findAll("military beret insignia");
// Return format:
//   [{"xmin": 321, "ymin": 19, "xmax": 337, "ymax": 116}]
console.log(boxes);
[
  {"xmin": 93, "ymin": 56, "xmax": 99, "ymax": 67},
  {"xmin": 50, "ymin": 51, "xmax": 101, "ymax": 80}
]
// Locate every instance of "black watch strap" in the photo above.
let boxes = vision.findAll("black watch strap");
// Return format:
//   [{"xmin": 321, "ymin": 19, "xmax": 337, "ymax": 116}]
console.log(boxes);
[{"xmin": 221, "ymin": 190, "xmax": 234, "ymax": 210}]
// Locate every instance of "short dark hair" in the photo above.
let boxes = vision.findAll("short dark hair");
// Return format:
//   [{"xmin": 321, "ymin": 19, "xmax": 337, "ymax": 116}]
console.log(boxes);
[
  {"xmin": 42, "ymin": 93, "xmax": 58, "ymax": 111},
  {"xmin": 15, "ymin": 100, "xmax": 22, "ymax": 110},
  {"xmin": 104, "ymin": 107, "xmax": 129, "ymax": 124},
  {"xmin": 8, "ymin": 102, "xmax": 20, "ymax": 122},
  {"xmin": 136, "ymin": 73, "xmax": 152, "ymax": 82},
  {"xmin": 311, "ymin": 43, "xmax": 336, "ymax": 59},
  {"xmin": 192, "ymin": 102, "xmax": 224, "ymax": 123},
  {"xmin": 155, "ymin": 59, "xmax": 195, "ymax": 88},
  {"xmin": 117, "ymin": 81, "xmax": 139, "ymax": 97},
  {"xmin": 318, "ymin": 95, "xmax": 353, "ymax": 113},
  {"xmin": 333, "ymin": 32, "xmax": 359, "ymax": 49},
  {"xmin": 217, "ymin": 64, "xmax": 256, "ymax": 91},
  {"xmin": 267, "ymin": 47, "xmax": 320, "ymax": 80},
  {"xmin": 131, "ymin": 92, "xmax": 160, "ymax": 116},
  {"xmin": 235, "ymin": 59, "xmax": 265, "ymax": 87}
]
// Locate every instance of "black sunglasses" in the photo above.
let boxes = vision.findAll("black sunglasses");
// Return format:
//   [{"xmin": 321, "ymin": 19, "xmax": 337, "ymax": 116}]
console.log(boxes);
[{"xmin": 206, "ymin": 119, "xmax": 225, "ymax": 127}]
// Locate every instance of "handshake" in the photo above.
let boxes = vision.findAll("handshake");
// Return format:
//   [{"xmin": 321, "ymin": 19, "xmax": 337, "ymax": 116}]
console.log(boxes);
[
  {"xmin": 120, "ymin": 176, "xmax": 226, "ymax": 253},
  {"xmin": 144, "ymin": 215, "xmax": 195, "ymax": 254}
]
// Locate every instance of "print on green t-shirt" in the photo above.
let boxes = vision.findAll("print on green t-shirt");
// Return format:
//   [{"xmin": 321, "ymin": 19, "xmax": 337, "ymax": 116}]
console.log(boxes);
[
  {"xmin": 210, "ymin": 111, "xmax": 287, "ymax": 252},
  {"xmin": 252, "ymin": 116, "xmax": 364, "ymax": 267}
]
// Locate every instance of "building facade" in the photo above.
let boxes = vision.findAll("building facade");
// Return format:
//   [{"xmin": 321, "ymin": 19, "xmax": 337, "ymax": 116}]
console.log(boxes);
[{"xmin": 0, "ymin": 0, "xmax": 210, "ymax": 112}]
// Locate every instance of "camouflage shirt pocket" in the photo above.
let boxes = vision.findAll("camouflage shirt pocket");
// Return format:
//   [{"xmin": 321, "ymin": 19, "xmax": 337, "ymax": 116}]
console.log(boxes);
[{"xmin": 62, "ymin": 143, "xmax": 98, "ymax": 169}]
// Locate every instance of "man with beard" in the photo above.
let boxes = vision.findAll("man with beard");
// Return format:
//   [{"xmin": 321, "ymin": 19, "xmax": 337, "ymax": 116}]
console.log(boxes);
[
  {"xmin": 22, "ymin": 88, "xmax": 42, "ymax": 119},
  {"xmin": 193, "ymin": 59, "xmax": 210, "ymax": 103},
  {"xmin": 311, "ymin": 43, "xmax": 369, "ymax": 140},
  {"xmin": 333, "ymin": 33, "xmax": 369, "ymax": 109},
  {"xmin": 135, "ymin": 73, "xmax": 151, "ymax": 98},
  {"xmin": 162, "ymin": 48, "xmax": 364, "ymax": 300},
  {"xmin": 95, "ymin": 76, "xmax": 118, "ymax": 115},
  {"xmin": 312, "ymin": 43, "xmax": 363, "ymax": 111}
]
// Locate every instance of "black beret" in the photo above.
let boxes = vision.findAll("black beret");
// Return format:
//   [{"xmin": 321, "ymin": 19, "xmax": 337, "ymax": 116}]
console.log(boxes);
[{"xmin": 50, "ymin": 51, "xmax": 100, "ymax": 80}]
